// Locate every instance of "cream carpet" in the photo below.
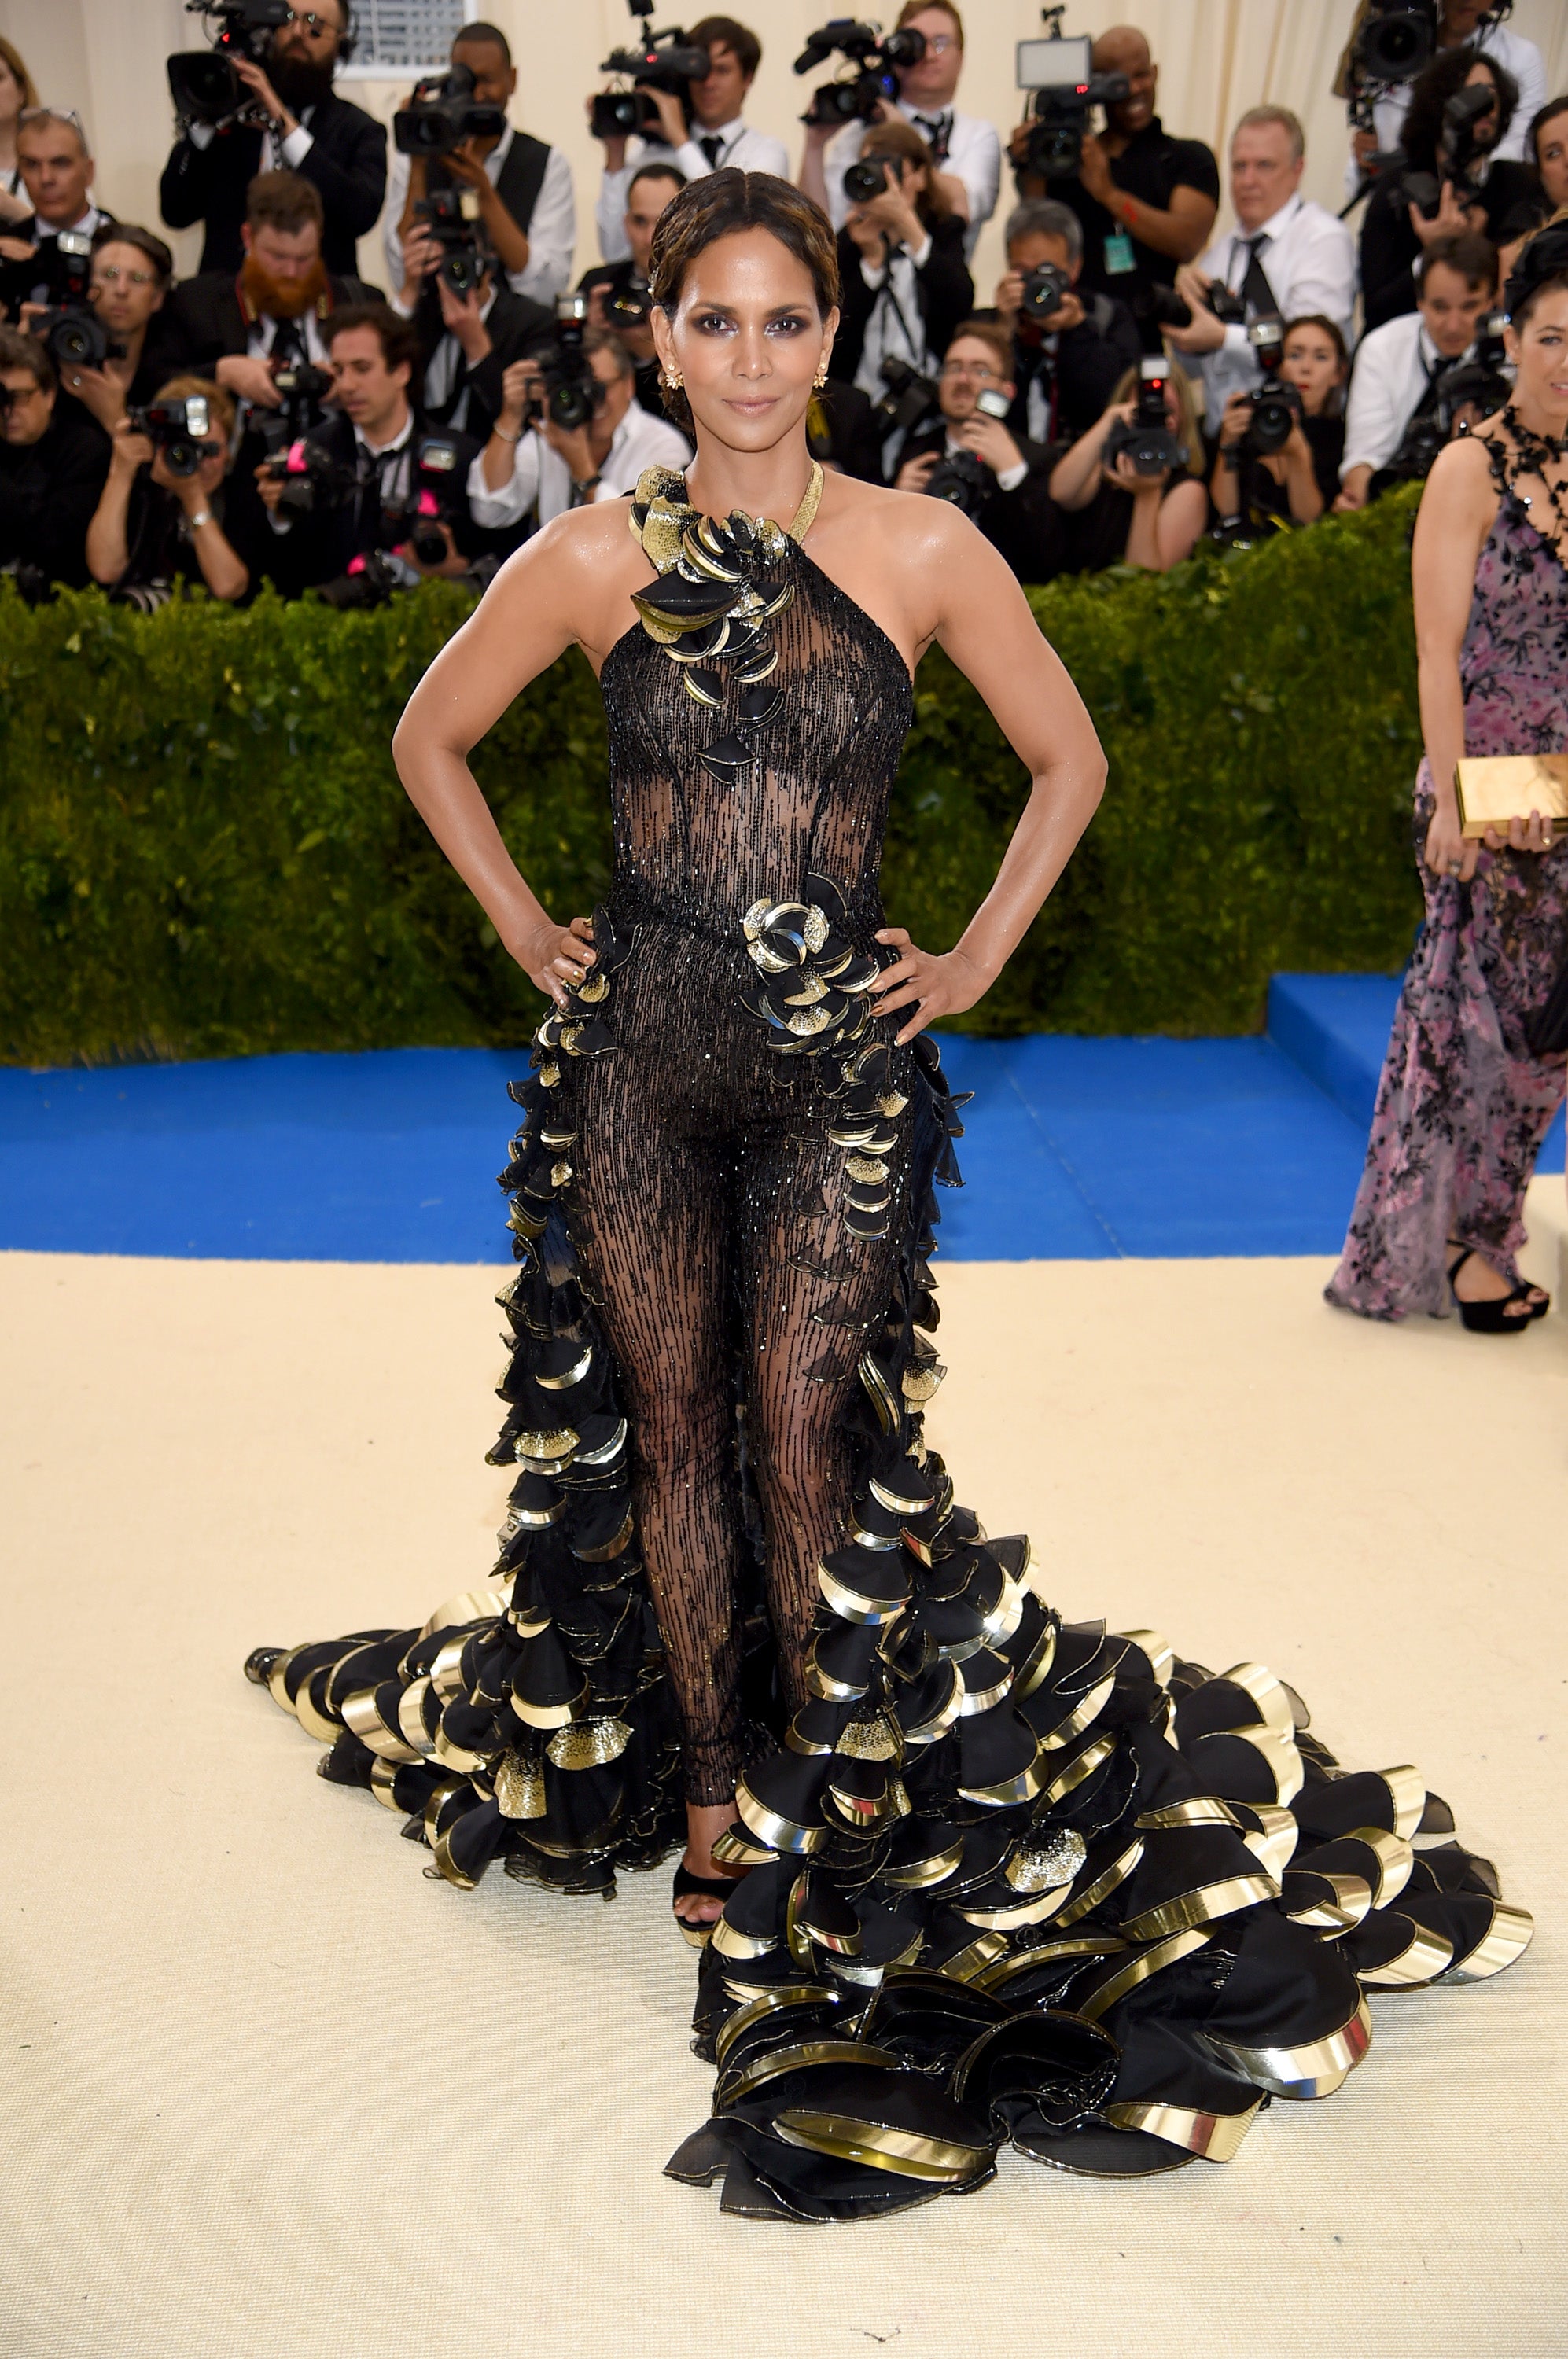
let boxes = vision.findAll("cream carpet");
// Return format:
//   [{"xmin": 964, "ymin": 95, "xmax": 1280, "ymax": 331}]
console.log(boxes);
[{"xmin": 2, "ymin": 1220, "xmax": 1565, "ymax": 2359}]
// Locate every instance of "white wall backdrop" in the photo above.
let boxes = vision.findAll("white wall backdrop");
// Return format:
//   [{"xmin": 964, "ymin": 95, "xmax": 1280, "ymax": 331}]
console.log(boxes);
[{"xmin": 3, "ymin": 0, "xmax": 1566, "ymax": 304}]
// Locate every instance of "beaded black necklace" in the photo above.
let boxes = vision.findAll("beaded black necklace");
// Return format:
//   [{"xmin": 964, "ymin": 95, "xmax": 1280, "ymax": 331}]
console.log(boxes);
[
  {"xmin": 626, "ymin": 460, "xmax": 825, "ymax": 785},
  {"xmin": 1491, "ymin": 404, "xmax": 1568, "ymax": 558}
]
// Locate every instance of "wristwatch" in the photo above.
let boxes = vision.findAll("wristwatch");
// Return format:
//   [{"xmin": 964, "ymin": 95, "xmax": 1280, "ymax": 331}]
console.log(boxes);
[
  {"xmin": 187, "ymin": 507, "xmax": 213, "ymax": 529},
  {"xmin": 569, "ymin": 473, "xmax": 602, "ymax": 506}
]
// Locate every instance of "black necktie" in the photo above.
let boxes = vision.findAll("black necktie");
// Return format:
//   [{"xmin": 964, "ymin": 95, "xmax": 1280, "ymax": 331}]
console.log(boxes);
[
  {"xmin": 699, "ymin": 134, "xmax": 724, "ymax": 170},
  {"xmin": 271, "ymin": 317, "xmax": 305, "ymax": 366},
  {"xmin": 1235, "ymin": 234, "xmax": 1277, "ymax": 321},
  {"xmin": 911, "ymin": 112, "xmax": 950, "ymax": 163}
]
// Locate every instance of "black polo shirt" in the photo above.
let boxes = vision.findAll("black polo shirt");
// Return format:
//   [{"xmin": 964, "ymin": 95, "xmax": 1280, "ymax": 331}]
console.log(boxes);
[{"xmin": 1047, "ymin": 116, "xmax": 1220, "ymax": 333}]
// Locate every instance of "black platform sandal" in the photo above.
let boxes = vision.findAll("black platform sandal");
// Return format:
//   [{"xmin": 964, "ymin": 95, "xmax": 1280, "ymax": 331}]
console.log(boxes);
[
  {"xmin": 1446, "ymin": 1243, "xmax": 1545, "ymax": 1333},
  {"xmin": 672, "ymin": 1861, "xmax": 742, "ymax": 1949}
]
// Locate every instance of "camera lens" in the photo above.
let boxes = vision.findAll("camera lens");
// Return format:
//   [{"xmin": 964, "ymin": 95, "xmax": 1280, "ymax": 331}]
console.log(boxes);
[
  {"xmin": 843, "ymin": 160, "xmax": 889, "ymax": 203},
  {"xmin": 1021, "ymin": 263, "xmax": 1072, "ymax": 320}
]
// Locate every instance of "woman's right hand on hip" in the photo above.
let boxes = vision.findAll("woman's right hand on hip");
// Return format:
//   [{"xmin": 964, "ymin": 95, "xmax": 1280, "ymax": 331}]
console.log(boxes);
[{"xmin": 519, "ymin": 914, "xmax": 596, "ymax": 1004}]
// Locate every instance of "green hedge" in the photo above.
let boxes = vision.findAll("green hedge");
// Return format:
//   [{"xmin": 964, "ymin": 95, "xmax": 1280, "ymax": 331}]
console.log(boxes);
[{"xmin": 0, "ymin": 490, "xmax": 1423, "ymax": 1065}]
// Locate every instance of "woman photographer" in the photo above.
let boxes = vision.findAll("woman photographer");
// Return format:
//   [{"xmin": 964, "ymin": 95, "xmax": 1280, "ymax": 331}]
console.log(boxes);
[
  {"xmin": 1209, "ymin": 314, "xmax": 1349, "ymax": 532},
  {"xmin": 1047, "ymin": 359, "xmax": 1207, "ymax": 572},
  {"xmin": 1327, "ymin": 224, "xmax": 1568, "ymax": 1330},
  {"xmin": 830, "ymin": 119, "xmax": 972, "ymax": 407},
  {"xmin": 1498, "ymin": 98, "xmax": 1568, "ymax": 280},
  {"xmin": 1360, "ymin": 50, "xmax": 1536, "ymax": 331},
  {"xmin": 86, "ymin": 374, "xmax": 250, "ymax": 606}
]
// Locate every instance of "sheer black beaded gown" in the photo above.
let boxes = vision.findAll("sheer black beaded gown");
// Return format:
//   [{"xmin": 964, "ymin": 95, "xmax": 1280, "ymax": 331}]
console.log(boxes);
[{"xmin": 248, "ymin": 464, "xmax": 1531, "ymax": 2223}]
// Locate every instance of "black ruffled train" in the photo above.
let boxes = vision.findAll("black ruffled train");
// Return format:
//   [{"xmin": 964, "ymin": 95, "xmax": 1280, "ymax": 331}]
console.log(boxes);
[{"xmin": 248, "ymin": 469, "xmax": 1531, "ymax": 2222}]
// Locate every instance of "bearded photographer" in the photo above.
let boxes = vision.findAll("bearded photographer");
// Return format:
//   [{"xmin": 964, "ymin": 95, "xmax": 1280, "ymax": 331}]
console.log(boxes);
[
  {"xmin": 469, "ymin": 331, "xmax": 690, "ymax": 537},
  {"xmin": 831, "ymin": 123, "xmax": 973, "ymax": 411},
  {"xmin": 1336, "ymin": 230, "xmax": 1500, "ymax": 511},
  {"xmin": 592, "ymin": 17, "xmax": 786, "ymax": 267},
  {"xmin": 159, "ymin": 0, "xmax": 386, "ymax": 281},
  {"xmin": 1360, "ymin": 49, "xmax": 1537, "ymax": 330},
  {"xmin": 1167, "ymin": 107, "xmax": 1356, "ymax": 424},
  {"xmin": 0, "ymin": 326, "xmax": 110, "ymax": 594},
  {"xmin": 391, "ymin": 219, "xmax": 554, "ymax": 446},
  {"xmin": 1340, "ymin": 0, "xmax": 1546, "ymax": 190},
  {"xmin": 578, "ymin": 161, "xmax": 684, "ymax": 421},
  {"xmin": 991, "ymin": 200, "xmax": 1140, "ymax": 447},
  {"xmin": 801, "ymin": 2, "xmax": 1000, "ymax": 261},
  {"xmin": 86, "ymin": 375, "xmax": 250, "ymax": 605},
  {"xmin": 0, "ymin": 107, "xmax": 113, "ymax": 318},
  {"xmin": 1013, "ymin": 27, "xmax": 1219, "ymax": 355},
  {"xmin": 1048, "ymin": 359, "xmax": 1209, "ymax": 573},
  {"xmin": 164, "ymin": 173, "xmax": 371, "ymax": 392},
  {"xmin": 1209, "ymin": 314, "xmax": 1349, "ymax": 533},
  {"xmin": 385, "ymin": 20, "xmax": 576, "ymax": 311},
  {"xmin": 256, "ymin": 303, "xmax": 481, "ymax": 597},
  {"xmin": 892, "ymin": 321, "xmax": 1068, "ymax": 583}
]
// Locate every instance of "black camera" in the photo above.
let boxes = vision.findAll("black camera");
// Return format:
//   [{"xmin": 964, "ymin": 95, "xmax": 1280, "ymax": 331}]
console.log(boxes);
[
  {"xmin": 923, "ymin": 449, "xmax": 990, "ymax": 516},
  {"xmin": 1206, "ymin": 282, "xmax": 1249, "ymax": 327},
  {"xmin": 545, "ymin": 293, "xmax": 605, "ymax": 432},
  {"xmin": 1019, "ymin": 260, "xmax": 1073, "ymax": 322},
  {"xmin": 1401, "ymin": 80, "xmax": 1497, "ymax": 215},
  {"xmin": 28, "ymin": 230, "xmax": 119, "ymax": 372},
  {"xmin": 843, "ymin": 156, "xmax": 893, "ymax": 204},
  {"xmin": 1016, "ymin": 25, "xmax": 1129, "ymax": 181},
  {"xmin": 394, "ymin": 61, "xmax": 507, "ymax": 157},
  {"xmin": 1354, "ymin": 0, "xmax": 1438, "ymax": 86},
  {"xmin": 795, "ymin": 20, "xmax": 924, "ymax": 129},
  {"xmin": 1104, "ymin": 356, "xmax": 1184, "ymax": 476},
  {"xmin": 1240, "ymin": 315, "xmax": 1297, "ymax": 458},
  {"xmin": 604, "ymin": 270, "xmax": 653, "ymax": 330},
  {"xmin": 167, "ymin": 0, "xmax": 292, "ymax": 132},
  {"xmin": 413, "ymin": 185, "xmax": 491, "ymax": 298},
  {"xmin": 1439, "ymin": 308, "xmax": 1511, "ymax": 427},
  {"xmin": 128, "ymin": 393, "xmax": 215, "ymax": 477},
  {"xmin": 592, "ymin": 0, "xmax": 709, "ymax": 141},
  {"xmin": 263, "ymin": 431, "xmax": 349, "ymax": 515},
  {"xmin": 874, "ymin": 353, "xmax": 940, "ymax": 435},
  {"xmin": 381, "ymin": 433, "xmax": 465, "ymax": 566}
]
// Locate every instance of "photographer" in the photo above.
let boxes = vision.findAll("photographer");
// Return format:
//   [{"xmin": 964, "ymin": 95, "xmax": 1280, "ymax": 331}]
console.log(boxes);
[
  {"xmin": 892, "ymin": 321, "xmax": 1068, "ymax": 583},
  {"xmin": 86, "ymin": 376, "xmax": 251, "ymax": 605},
  {"xmin": 802, "ymin": 2, "xmax": 1000, "ymax": 260},
  {"xmin": 1169, "ymin": 107, "xmax": 1356, "ymax": 423},
  {"xmin": 593, "ymin": 17, "xmax": 786, "ymax": 266},
  {"xmin": 391, "ymin": 221, "xmax": 554, "ymax": 446},
  {"xmin": 1048, "ymin": 359, "xmax": 1208, "ymax": 573},
  {"xmin": 385, "ymin": 21, "xmax": 576, "ymax": 311},
  {"xmin": 1016, "ymin": 27, "xmax": 1220, "ymax": 354},
  {"xmin": 1340, "ymin": 1, "xmax": 1546, "ymax": 186},
  {"xmin": 469, "ymin": 329, "xmax": 691, "ymax": 535},
  {"xmin": 256, "ymin": 304, "xmax": 482, "ymax": 597},
  {"xmin": 580, "ymin": 160, "xmax": 685, "ymax": 420},
  {"xmin": 0, "ymin": 326, "xmax": 110, "ymax": 594},
  {"xmin": 1336, "ymin": 230, "xmax": 1500, "ymax": 510},
  {"xmin": 831, "ymin": 122, "xmax": 973, "ymax": 407},
  {"xmin": 1498, "ymin": 98, "xmax": 1568, "ymax": 276},
  {"xmin": 991, "ymin": 199, "xmax": 1140, "ymax": 446},
  {"xmin": 0, "ymin": 107, "xmax": 113, "ymax": 315},
  {"xmin": 50, "ymin": 227, "xmax": 180, "ymax": 434},
  {"xmin": 1360, "ymin": 50, "xmax": 1537, "ymax": 329},
  {"xmin": 1210, "ymin": 314, "xmax": 1349, "ymax": 533},
  {"xmin": 159, "ymin": 0, "xmax": 386, "ymax": 280},
  {"xmin": 164, "ymin": 173, "xmax": 371, "ymax": 391}
]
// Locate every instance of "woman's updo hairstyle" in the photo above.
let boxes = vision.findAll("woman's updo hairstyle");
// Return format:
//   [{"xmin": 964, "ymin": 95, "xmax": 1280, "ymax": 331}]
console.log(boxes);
[
  {"xmin": 649, "ymin": 169, "xmax": 839, "ymax": 428},
  {"xmin": 1504, "ymin": 217, "xmax": 1568, "ymax": 329}
]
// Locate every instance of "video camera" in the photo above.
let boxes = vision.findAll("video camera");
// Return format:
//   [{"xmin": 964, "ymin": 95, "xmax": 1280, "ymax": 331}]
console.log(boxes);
[
  {"xmin": 1353, "ymin": 0, "xmax": 1438, "ymax": 89},
  {"xmin": 167, "ymin": 0, "xmax": 292, "ymax": 133},
  {"xmin": 127, "ymin": 393, "xmax": 215, "ymax": 477},
  {"xmin": 1104, "ymin": 355, "xmax": 1184, "ymax": 476},
  {"xmin": 29, "ymin": 230, "xmax": 119, "ymax": 374},
  {"xmin": 794, "ymin": 19, "xmax": 926, "ymax": 130},
  {"xmin": 1016, "ymin": 15, "xmax": 1129, "ymax": 182},
  {"xmin": 592, "ymin": 0, "xmax": 709, "ymax": 140},
  {"xmin": 1401, "ymin": 80, "xmax": 1500, "ymax": 216},
  {"xmin": 395, "ymin": 61, "xmax": 506, "ymax": 157},
  {"xmin": 413, "ymin": 185, "xmax": 491, "ymax": 298}
]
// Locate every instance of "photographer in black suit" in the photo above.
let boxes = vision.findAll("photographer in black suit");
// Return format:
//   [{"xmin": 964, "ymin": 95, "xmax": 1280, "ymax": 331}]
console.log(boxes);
[
  {"xmin": 989, "ymin": 200, "xmax": 1141, "ymax": 447},
  {"xmin": 160, "ymin": 0, "xmax": 386, "ymax": 280},
  {"xmin": 163, "ymin": 173, "xmax": 372, "ymax": 392},
  {"xmin": 891, "ymin": 319, "xmax": 1068, "ymax": 582},
  {"xmin": 0, "ymin": 325, "xmax": 111, "ymax": 594},
  {"xmin": 391, "ymin": 220, "xmax": 554, "ymax": 445}
]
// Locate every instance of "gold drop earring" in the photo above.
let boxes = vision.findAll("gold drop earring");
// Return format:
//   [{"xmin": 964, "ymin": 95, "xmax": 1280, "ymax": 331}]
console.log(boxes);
[{"xmin": 661, "ymin": 365, "xmax": 685, "ymax": 391}]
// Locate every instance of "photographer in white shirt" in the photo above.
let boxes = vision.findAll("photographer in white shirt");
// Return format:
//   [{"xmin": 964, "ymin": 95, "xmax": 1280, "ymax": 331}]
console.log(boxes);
[
  {"xmin": 592, "ymin": 15, "xmax": 786, "ymax": 267},
  {"xmin": 799, "ymin": 2, "xmax": 1000, "ymax": 262},
  {"xmin": 1334, "ymin": 228, "xmax": 1500, "ymax": 510},
  {"xmin": 468, "ymin": 329, "xmax": 690, "ymax": 532},
  {"xmin": 1166, "ymin": 106, "xmax": 1356, "ymax": 419}
]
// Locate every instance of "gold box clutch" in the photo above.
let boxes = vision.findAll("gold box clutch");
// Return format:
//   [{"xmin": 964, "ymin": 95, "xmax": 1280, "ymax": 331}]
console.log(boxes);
[{"xmin": 1455, "ymin": 754, "xmax": 1568, "ymax": 838}]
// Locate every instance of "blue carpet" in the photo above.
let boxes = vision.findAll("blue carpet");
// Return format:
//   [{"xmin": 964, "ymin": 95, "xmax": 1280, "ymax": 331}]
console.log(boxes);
[
  {"xmin": 0, "ymin": 1022, "xmax": 1382, "ymax": 1264},
  {"xmin": 1268, "ymin": 972, "xmax": 1566, "ymax": 1170}
]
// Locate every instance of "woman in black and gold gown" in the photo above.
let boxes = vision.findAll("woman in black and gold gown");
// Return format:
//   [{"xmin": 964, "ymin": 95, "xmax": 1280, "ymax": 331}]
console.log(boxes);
[{"xmin": 247, "ymin": 174, "xmax": 1530, "ymax": 2223}]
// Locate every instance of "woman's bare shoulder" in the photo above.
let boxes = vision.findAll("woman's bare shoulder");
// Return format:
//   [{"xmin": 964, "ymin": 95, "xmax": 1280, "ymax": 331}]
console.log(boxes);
[
  {"xmin": 486, "ymin": 496, "xmax": 648, "ymax": 653},
  {"xmin": 815, "ymin": 470, "xmax": 995, "ymax": 572},
  {"xmin": 1426, "ymin": 429, "xmax": 1502, "ymax": 505}
]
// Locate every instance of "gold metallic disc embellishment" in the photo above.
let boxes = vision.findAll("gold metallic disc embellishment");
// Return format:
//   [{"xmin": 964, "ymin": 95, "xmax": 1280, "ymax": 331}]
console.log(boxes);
[
  {"xmin": 1437, "ymin": 1901, "xmax": 1534, "ymax": 1984},
  {"xmin": 1202, "ymin": 1993, "xmax": 1372, "ymax": 2099},
  {"xmin": 717, "ymin": 2041, "xmax": 897, "ymax": 2105},
  {"xmin": 1075, "ymin": 1928, "xmax": 1212, "ymax": 2022},
  {"xmin": 774, "ymin": 2111, "xmax": 992, "ymax": 2184},
  {"xmin": 547, "ymin": 1717, "xmax": 632, "ymax": 1771},
  {"xmin": 1117, "ymin": 1871, "xmax": 1280, "ymax": 1947},
  {"xmin": 1104, "ymin": 2097, "xmax": 1263, "ymax": 2162}
]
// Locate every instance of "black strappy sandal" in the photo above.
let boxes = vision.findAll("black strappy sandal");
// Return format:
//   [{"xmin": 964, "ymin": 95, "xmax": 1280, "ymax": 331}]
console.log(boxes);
[
  {"xmin": 672, "ymin": 1860, "xmax": 742, "ymax": 1949},
  {"xmin": 1446, "ymin": 1242, "xmax": 1547, "ymax": 1333}
]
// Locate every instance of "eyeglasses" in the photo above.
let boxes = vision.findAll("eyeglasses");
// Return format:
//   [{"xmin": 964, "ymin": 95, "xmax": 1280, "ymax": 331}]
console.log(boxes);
[
  {"xmin": 919, "ymin": 33, "xmax": 959, "ymax": 53},
  {"xmin": 17, "ymin": 105, "xmax": 87, "ymax": 138},
  {"xmin": 92, "ymin": 265, "xmax": 159, "ymax": 287},
  {"xmin": 939, "ymin": 359, "xmax": 1002, "ymax": 381},
  {"xmin": 280, "ymin": 10, "xmax": 335, "ymax": 32}
]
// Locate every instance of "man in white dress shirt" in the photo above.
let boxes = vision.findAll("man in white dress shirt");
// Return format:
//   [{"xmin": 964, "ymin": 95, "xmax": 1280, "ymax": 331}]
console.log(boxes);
[
  {"xmin": 385, "ymin": 21, "xmax": 576, "ymax": 309},
  {"xmin": 467, "ymin": 329, "xmax": 691, "ymax": 535},
  {"xmin": 1335, "ymin": 229, "xmax": 1500, "ymax": 510},
  {"xmin": 592, "ymin": 17, "xmax": 787, "ymax": 267},
  {"xmin": 799, "ymin": 1, "xmax": 1001, "ymax": 262},
  {"xmin": 1166, "ymin": 107, "xmax": 1357, "ymax": 421},
  {"xmin": 1342, "ymin": 0, "xmax": 1548, "ymax": 184}
]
